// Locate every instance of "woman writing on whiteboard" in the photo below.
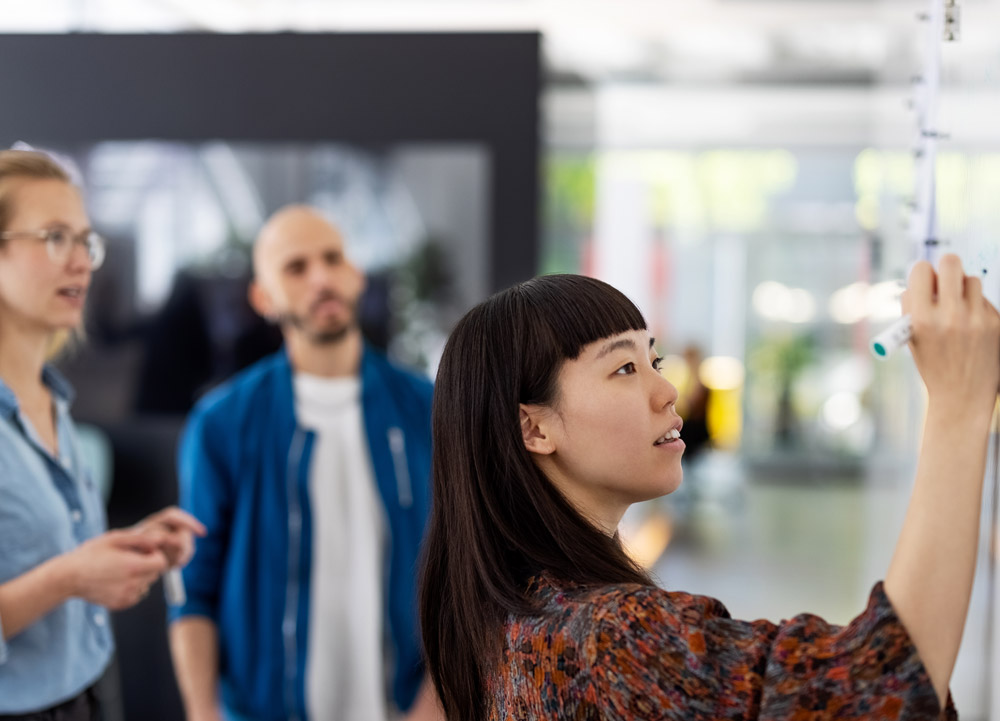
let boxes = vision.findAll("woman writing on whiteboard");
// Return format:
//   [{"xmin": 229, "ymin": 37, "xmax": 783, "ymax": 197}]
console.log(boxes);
[{"xmin": 421, "ymin": 261, "xmax": 995, "ymax": 720}]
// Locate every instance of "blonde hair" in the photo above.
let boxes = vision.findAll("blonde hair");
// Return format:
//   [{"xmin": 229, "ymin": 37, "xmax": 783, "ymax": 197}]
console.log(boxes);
[
  {"xmin": 0, "ymin": 150, "xmax": 72, "ymax": 234},
  {"xmin": 0, "ymin": 150, "xmax": 78, "ymax": 358}
]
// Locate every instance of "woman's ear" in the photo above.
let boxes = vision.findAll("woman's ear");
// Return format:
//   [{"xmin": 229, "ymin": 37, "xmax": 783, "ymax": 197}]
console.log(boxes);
[{"xmin": 520, "ymin": 405, "xmax": 556, "ymax": 455}]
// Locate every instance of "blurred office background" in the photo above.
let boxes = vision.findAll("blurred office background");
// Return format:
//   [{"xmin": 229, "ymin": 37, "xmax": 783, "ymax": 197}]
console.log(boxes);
[{"xmin": 4, "ymin": 0, "xmax": 1000, "ymax": 718}]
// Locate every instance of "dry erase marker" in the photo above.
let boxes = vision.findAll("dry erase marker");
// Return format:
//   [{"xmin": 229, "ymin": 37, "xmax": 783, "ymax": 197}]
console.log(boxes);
[
  {"xmin": 164, "ymin": 567, "xmax": 186, "ymax": 606},
  {"xmin": 871, "ymin": 315, "xmax": 913, "ymax": 359}
]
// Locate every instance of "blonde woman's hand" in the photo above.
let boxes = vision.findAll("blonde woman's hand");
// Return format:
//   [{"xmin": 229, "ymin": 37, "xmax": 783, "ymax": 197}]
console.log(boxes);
[
  {"xmin": 132, "ymin": 506, "xmax": 207, "ymax": 569},
  {"xmin": 64, "ymin": 529, "xmax": 169, "ymax": 610},
  {"xmin": 902, "ymin": 254, "xmax": 1000, "ymax": 423}
]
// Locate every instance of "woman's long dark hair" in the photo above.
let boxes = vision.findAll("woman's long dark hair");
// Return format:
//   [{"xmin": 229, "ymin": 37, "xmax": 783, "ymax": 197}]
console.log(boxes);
[{"xmin": 419, "ymin": 274, "xmax": 656, "ymax": 721}]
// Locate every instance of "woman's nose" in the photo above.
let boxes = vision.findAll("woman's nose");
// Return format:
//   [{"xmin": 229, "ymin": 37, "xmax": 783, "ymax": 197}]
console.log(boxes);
[
  {"xmin": 66, "ymin": 240, "xmax": 92, "ymax": 272},
  {"xmin": 652, "ymin": 371, "xmax": 679, "ymax": 411}
]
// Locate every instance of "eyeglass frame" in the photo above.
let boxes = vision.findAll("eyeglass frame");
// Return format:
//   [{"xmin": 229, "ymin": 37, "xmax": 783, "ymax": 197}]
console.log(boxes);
[{"xmin": 0, "ymin": 226, "xmax": 106, "ymax": 270}]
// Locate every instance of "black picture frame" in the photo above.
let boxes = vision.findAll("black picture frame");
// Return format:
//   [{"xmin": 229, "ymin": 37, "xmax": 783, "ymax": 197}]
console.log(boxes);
[
  {"xmin": 0, "ymin": 32, "xmax": 539, "ymax": 721},
  {"xmin": 0, "ymin": 31, "xmax": 540, "ymax": 290}
]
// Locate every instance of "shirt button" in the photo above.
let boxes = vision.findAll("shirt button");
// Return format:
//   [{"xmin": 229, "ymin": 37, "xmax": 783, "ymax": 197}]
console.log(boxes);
[
  {"xmin": 71, "ymin": 510, "xmax": 82, "ymax": 522},
  {"xmin": 93, "ymin": 612, "xmax": 106, "ymax": 627}
]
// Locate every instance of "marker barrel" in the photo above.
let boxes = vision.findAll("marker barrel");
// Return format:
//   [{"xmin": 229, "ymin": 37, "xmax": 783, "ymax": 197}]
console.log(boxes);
[
  {"xmin": 871, "ymin": 315, "xmax": 913, "ymax": 359},
  {"xmin": 164, "ymin": 568, "xmax": 186, "ymax": 606}
]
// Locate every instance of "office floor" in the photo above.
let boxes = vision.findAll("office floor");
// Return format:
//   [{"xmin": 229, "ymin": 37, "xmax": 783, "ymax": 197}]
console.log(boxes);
[{"xmin": 628, "ymin": 451, "xmax": 997, "ymax": 720}]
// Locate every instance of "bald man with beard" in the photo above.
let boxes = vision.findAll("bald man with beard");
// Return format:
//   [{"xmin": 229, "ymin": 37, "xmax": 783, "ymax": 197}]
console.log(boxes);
[{"xmin": 169, "ymin": 206, "xmax": 441, "ymax": 721}]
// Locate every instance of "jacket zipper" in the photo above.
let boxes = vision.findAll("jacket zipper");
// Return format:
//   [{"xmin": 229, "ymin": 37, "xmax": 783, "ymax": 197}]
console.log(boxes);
[
  {"xmin": 284, "ymin": 427, "xmax": 307, "ymax": 721},
  {"xmin": 387, "ymin": 427, "xmax": 413, "ymax": 509}
]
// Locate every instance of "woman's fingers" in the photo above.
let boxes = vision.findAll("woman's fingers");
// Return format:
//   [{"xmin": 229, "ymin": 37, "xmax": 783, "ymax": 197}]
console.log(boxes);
[
  {"xmin": 140, "ymin": 507, "xmax": 207, "ymax": 536},
  {"xmin": 131, "ymin": 507, "xmax": 205, "ymax": 568},
  {"xmin": 937, "ymin": 254, "xmax": 965, "ymax": 308},
  {"xmin": 903, "ymin": 254, "xmax": 1000, "ymax": 417},
  {"xmin": 132, "ymin": 550, "xmax": 169, "ymax": 577},
  {"xmin": 108, "ymin": 528, "xmax": 162, "ymax": 554},
  {"xmin": 907, "ymin": 255, "xmax": 984, "ymax": 315},
  {"xmin": 907, "ymin": 261, "xmax": 935, "ymax": 315},
  {"xmin": 965, "ymin": 274, "xmax": 984, "ymax": 309}
]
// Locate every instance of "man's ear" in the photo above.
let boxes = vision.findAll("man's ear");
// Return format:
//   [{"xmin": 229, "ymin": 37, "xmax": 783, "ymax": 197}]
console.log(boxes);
[
  {"xmin": 248, "ymin": 280, "xmax": 276, "ymax": 322},
  {"xmin": 520, "ymin": 405, "xmax": 556, "ymax": 455}
]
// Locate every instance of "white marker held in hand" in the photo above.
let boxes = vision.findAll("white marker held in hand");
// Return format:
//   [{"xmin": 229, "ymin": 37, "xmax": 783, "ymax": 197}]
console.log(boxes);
[
  {"xmin": 871, "ymin": 315, "xmax": 913, "ymax": 359},
  {"xmin": 164, "ymin": 567, "xmax": 186, "ymax": 606}
]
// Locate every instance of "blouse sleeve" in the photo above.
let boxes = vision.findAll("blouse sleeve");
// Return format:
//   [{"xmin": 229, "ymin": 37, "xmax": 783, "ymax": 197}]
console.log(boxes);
[{"xmin": 593, "ymin": 581, "xmax": 956, "ymax": 721}]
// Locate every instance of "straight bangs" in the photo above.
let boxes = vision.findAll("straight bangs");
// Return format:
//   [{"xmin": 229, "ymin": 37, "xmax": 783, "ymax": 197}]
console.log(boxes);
[
  {"xmin": 511, "ymin": 274, "xmax": 647, "ymax": 406},
  {"xmin": 520, "ymin": 274, "xmax": 647, "ymax": 362}
]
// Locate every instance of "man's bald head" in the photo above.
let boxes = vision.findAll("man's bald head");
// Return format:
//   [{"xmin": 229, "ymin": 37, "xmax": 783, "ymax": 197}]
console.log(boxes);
[
  {"xmin": 248, "ymin": 204, "xmax": 365, "ymax": 345},
  {"xmin": 253, "ymin": 205, "xmax": 342, "ymax": 283}
]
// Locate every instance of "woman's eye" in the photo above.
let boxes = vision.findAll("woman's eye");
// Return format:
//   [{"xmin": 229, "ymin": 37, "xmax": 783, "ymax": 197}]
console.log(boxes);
[
  {"xmin": 652, "ymin": 356, "xmax": 664, "ymax": 372},
  {"xmin": 615, "ymin": 362, "xmax": 636, "ymax": 376},
  {"xmin": 47, "ymin": 228, "xmax": 71, "ymax": 247}
]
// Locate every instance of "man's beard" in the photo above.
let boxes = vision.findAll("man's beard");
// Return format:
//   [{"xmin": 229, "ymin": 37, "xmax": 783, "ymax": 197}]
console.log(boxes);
[
  {"xmin": 284, "ymin": 315, "xmax": 353, "ymax": 344},
  {"xmin": 274, "ymin": 295, "xmax": 357, "ymax": 345}
]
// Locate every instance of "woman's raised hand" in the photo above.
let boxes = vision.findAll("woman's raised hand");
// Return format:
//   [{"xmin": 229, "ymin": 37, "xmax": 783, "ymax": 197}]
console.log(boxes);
[
  {"xmin": 886, "ymin": 253, "xmax": 1000, "ymax": 706},
  {"xmin": 902, "ymin": 254, "xmax": 1000, "ymax": 421}
]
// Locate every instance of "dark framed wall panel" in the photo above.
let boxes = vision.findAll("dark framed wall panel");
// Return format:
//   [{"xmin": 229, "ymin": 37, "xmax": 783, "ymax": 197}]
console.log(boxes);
[
  {"xmin": 0, "ymin": 32, "xmax": 539, "ymax": 721},
  {"xmin": 0, "ymin": 32, "xmax": 540, "ymax": 290}
]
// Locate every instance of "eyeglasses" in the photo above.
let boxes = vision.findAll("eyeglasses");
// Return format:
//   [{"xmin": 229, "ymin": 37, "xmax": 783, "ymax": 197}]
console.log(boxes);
[{"xmin": 0, "ymin": 227, "xmax": 106, "ymax": 270}]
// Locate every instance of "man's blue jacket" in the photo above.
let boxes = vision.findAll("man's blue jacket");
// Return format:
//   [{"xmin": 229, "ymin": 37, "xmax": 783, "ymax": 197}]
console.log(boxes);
[{"xmin": 169, "ymin": 346, "xmax": 433, "ymax": 721}]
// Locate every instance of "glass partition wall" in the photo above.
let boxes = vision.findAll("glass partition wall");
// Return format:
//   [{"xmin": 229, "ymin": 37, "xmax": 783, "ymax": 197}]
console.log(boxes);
[
  {"xmin": 542, "ymin": 31, "xmax": 1000, "ymax": 712},
  {"xmin": 52, "ymin": 141, "xmax": 490, "ymax": 422}
]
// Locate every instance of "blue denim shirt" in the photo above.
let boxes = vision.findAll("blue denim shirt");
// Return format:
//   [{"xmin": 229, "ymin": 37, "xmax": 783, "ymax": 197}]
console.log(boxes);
[{"xmin": 0, "ymin": 366, "xmax": 114, "ymax": 713}]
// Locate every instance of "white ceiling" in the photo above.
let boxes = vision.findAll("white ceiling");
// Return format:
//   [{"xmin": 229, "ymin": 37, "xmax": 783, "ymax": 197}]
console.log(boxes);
[
  {"xmin": 5, "ymin": 0, "xmax": 999, "ymax": 147},
  {"xmin": 6, "ymin": 0, "xmax": 997, "ymax": 78},
  {"xmin": 7, "ymin": 0, "xmax": 998, "ymax": 85}
]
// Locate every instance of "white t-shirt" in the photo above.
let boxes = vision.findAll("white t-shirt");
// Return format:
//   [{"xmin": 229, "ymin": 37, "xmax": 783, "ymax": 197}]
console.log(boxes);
[{"xmin": 294, "ymin": 373, "xmax": 388, "ymax": 721}]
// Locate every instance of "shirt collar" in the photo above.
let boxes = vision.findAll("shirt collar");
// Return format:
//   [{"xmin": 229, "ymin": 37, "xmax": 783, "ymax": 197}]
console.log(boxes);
[
  {"xmin": 42, "ymin": 365, "xmax": 76, "ymax": 405},
  {"xmin": 0, "ymin": 365, "xmax": 76, "ymax": 419}
]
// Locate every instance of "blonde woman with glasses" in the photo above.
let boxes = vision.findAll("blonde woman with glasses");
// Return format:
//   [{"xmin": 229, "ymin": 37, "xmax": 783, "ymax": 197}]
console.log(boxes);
[{"xmin": 0, "ymin": 149, "xmax": 205, "ymax": 721}]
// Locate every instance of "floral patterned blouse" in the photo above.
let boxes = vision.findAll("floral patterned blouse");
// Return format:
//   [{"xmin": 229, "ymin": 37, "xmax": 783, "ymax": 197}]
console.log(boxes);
[{"xmin": 487, "ymin": 575, "xmax": 955, "ymax": 720}]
